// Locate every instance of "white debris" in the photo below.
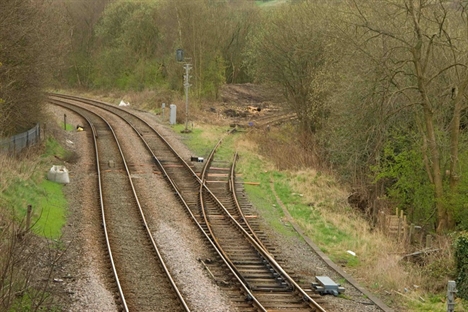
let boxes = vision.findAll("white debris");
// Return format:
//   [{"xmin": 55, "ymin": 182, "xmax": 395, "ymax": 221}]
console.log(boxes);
[
  {"xmin": 119, "ymin": 100, "xmax": 130, "ymax": 107},
  {"xmin": 47, "ymin": 165, "xmax": 70, "ymax": 184},
  {"xmin": 347, "ymin": 250, "xmax": 356, "ymax": 256}
]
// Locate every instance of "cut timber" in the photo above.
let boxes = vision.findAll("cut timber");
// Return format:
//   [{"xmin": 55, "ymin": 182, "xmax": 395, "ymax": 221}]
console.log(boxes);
[
  {"xmin": 401, "ymin": 249, "xmax": 440, "ymax": 260},
  {"xmin": 243, "ymin": 182, "xmax": 260, "ymax": 185}
]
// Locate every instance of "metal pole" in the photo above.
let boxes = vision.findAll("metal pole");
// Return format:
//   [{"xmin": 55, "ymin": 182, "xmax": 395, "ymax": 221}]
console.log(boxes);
[
  {"xmin": 447, "ymin": 280, "xmax": 457, "ymax": 312},
  {"xmin": 183, "ymin": 62, "xmax": 192, "ymax": 133}
]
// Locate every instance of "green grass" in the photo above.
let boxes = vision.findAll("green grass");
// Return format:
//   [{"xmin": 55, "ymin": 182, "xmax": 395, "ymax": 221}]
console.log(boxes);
[
  {"xmin": 407, "ymin": 294, "xmax": 448, "ymax": 311},
  {"xmin": 42, "ymin": 137, "xmax": 68, "ymax": 158},
  {"xmin": 58, "ymin": 122, "xmax": 74, "ymax": 131},
  {"xmin": 34, "ymin": 180, "xmax": 67, "ymax": 238},
  {"xmin": 0, "ymin": 137, "xmax": 68, "ymax": 239},
  {"xmin": 173, "ymin": 123, "xmax": 239, "ymax": 162},
  {"xmin": 264, "ymin": 170, "xmax": 353, "ymax": 256}
]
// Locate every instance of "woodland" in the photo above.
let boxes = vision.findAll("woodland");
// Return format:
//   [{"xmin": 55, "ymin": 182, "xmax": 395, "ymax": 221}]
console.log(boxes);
[{"xmin": 2, "ymin": 0, "xmax": 468, "ymax": 308}]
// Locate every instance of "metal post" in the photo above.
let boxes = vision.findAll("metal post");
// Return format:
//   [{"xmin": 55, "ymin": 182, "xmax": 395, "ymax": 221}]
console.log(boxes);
[
  {"xmin": 182, "ymin": 62, "xmax": 192, "ymax": 133},
  {"xmin": 447, "ymin": 280, "xmax": 457, "ymax": 312}
]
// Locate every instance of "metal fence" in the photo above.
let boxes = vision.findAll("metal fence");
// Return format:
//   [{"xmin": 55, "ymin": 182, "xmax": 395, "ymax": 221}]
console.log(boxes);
[{"xmin": 0, "ymin": 124, "xmax": 41, "ymax": 155}]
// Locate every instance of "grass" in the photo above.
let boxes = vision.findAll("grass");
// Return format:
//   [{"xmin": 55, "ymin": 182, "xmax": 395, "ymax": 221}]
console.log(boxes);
[
  {"xmin": 173, "ymin": 123, "xmax": 239, "ymax": 162},
  {"xmin": 0, "ymin": 137, "xmax": 69, "ymax": 239},
  {"xmin": 34, "ymin": 180, "xmax": 67, "ymax": 238}
]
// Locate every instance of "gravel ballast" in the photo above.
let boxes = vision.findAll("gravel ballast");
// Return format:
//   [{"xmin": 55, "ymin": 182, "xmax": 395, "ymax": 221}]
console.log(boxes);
[{"xmin": 47, "ymin": 103, "xmax": 391, "ymax": 312}]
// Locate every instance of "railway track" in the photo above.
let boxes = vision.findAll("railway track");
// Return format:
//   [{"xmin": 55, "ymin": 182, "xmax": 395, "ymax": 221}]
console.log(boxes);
[
  {"xmin": 49, "ymin": 95, "xmax": 261, "ymax": 311},
  {"xmin": 48, "ymin": 93, "xmax": 392, "ymax": 312},
  {"xmin": 48, "ymin": 98, "xmax": 189, "ymax": 312},
  {"xmin": 200, "ymin": 147, "xmax": 326, "ymax": 311},
  {"xmin": 49, "ymin": 94, "xmax": 328, "ymax": 311}
]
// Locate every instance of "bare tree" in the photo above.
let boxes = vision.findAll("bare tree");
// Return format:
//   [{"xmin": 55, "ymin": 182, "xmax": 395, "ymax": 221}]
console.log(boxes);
[
  {"xmin": 62, "ymin": 0, "xmax": 109, "ymax": 88},
  {"xmin": 161, "ymin": 0, "xmax": 257, "ymax": 99},
  {"xmin": 0, "ymin": 0, "xmax": 72, "ymax": 135},
  {"xmin": 245, "ymin": 2, "xmax": 332, "ymax": 135},
  {"xmin": 342, "ymin": 0, "xmax": 468, "ymax": 232}
]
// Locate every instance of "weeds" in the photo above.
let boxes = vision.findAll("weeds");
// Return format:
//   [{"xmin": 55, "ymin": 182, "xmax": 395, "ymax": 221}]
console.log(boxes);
[{"xmin": 0, "ymin": 137, "xmax": 69, "ymax": 311}]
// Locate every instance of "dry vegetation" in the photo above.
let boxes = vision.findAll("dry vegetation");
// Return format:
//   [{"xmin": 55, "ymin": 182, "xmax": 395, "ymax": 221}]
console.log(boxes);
[{"xmin": 239, "ymin": 125, "xmax": 459, "ymax": 309}]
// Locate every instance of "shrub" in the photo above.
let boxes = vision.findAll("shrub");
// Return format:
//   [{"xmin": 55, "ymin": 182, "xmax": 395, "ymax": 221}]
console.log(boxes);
[{"xmin": 455, "ymin": 233, "xmax": 468, "ymax": 300}]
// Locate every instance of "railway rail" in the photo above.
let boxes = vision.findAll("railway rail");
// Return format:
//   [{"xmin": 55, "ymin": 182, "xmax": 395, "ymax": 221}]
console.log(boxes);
[
  {"xmin": 48, "ymin": 93, "xmax": 392, "ymax": 312},
  {"xmin": 48, "ymin": 98, "xmax": 189, "ymax": 312},
  {"xmin": 49, "ymin": 95, "xmax": 264, "ymax": 311},
  {"xmin": 200, "ymin": 146, "xmax": 327, "ymax": 311}
]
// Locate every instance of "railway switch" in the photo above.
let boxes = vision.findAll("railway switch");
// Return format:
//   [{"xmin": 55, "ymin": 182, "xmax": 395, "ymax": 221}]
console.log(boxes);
[{"xmin": 312, "ymin": 276, "xmax": 345, "ymax": 296}]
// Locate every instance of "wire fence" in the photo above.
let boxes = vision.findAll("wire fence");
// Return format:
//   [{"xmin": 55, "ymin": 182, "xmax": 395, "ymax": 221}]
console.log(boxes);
[{"xmin": 0, "ymin": 124, "xmax": 41, "ymax": 155}]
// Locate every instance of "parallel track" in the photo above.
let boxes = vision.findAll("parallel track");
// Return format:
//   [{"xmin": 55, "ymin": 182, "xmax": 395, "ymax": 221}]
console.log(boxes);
[
  {"xmin": 49, "ymin": 95, "xmax": 259, "ymax": 311},
  {"xmin": 199, "ymin": 142, "xmax": 326, "ymax": 311},
  {"xmin": 48, "ymin": 98, "xmax": 189, "ymax": 312},
  {"xmin": 51, "ymin": 94, "xmax": 327, "ymax": 311},
  {"xmin": 48, "ymin": 93, "xmax": 337, "ymax": 311}
]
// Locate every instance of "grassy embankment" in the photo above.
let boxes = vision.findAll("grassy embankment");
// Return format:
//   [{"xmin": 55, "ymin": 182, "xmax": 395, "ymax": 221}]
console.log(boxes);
[
  {"xmin": 0, "ymin": 134, "xmax": 71, "ymax": 239},
  {"xmin": 171, "ymin": 122, "xmax": 465, "ymax": 312}
]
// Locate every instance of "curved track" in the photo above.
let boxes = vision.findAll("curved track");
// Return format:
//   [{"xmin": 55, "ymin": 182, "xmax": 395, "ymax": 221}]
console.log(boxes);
[
  {"xmin": 48, "ymin": 93, "xmax": 392, "ymax": 312},
  {"xmin": 200, "ymin": 145, "xmax": 326, "ymax": 311},
  {"xmin": 48, "ymin": 98, "xmax": 189, "ymax": 312}
]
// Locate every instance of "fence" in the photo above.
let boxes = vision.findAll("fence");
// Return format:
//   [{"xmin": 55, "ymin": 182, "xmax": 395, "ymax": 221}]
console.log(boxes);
[
  {"xmin": 378, "ymin": 207, "xmax": 432, "ymax": 248},
  {"xmin": 0, "ymin": 124, "xmax": 41, "ymax": 155}
]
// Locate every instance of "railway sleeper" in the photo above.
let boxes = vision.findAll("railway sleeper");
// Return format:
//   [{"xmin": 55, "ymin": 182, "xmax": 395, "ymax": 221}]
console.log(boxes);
[{"xmin": 250, "ymin": 284, "xmax": 293, "ymax": 291}]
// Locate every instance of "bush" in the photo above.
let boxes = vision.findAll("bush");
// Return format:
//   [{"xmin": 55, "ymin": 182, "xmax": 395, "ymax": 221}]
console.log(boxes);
[{"xmin": 455, "ymin": 233, "xmax": 468, "ymax": 299}]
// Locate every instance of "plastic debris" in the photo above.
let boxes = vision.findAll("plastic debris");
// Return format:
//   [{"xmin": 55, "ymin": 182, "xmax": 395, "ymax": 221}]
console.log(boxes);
[
  {"xmin": 119, "ymin": 100, "xmax": 130, "ymax": 107},
  {"xmin": 347, "ymin": 250, "xmax": 356, "ymax": 256},
  {"xmin": 47, "ymin": 165, "xmax": 70, "ymax": 184}
]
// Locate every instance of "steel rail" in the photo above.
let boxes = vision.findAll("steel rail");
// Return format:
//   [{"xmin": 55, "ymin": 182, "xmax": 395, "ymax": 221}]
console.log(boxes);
[
  {"xmin": 49, "ymin": 99, "xmax": 190, "ymax": 311},
  {"xmin": 199, "ymin": 137, "xmax": 327, "ymax": 311},
  {"xmin": 50, "ymin": 94, "xmax": 265, "ymax": 311},
  {"xmin": 200, "ymin": 159, "xmax": 327, "ymax": 311},
  {"xmin": 228, "ymin": 152, "xmax": 268, "ymax": 251},
  {"xmin": 51, "ymin": 93, "xmax": 326, "ymax": 310},
  {"xmin": 51, "ymin": 93, "xmax": 326, "ymax": 311},
  {"xmin": 48, "ymin": 100, "xmax": 129, "ymax": 312},
  {"xmin": 49, "ymin": 93, "xmax": 392, "ymax": 312}
]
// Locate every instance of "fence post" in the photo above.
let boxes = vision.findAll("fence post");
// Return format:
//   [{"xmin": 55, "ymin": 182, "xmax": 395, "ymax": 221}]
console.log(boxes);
[
  {"xmin": 64, "ymin": 114, "xmax": 67, "ymax": 130},
  {"xmin": 447, "ymin": 280, "xmax": 457, "ymax": 312},
  {"xmin": 26, "ymin": 205, "xmax": 32, "ymax": 232},
  {"xmin": 397, "ymin": 209, "xmax": 402, "ymax": 242},
  {"xmin": 379, "ymin": 211, "xmax": 386, "ymax": 234},
  {"xmin": 408, "ymin": 223, "xmax": 414, "ymax": 245},
  {"xmin": 426, "ymin": 234, "xmax": 432, "ymax": 249}
]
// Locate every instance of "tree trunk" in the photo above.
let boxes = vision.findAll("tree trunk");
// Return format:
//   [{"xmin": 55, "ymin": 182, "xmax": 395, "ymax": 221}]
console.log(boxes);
[
  {"xmin": 448, "ymin": 74, "xmax": 468, "ymax": 228},
  {"xmin": 410, "ymin": 0, "xmax": 448, "ymax": 233}
]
